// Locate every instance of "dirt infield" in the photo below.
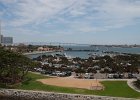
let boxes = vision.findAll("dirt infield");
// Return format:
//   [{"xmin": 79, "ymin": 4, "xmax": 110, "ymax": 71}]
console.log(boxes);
[{"xmin": 38, "ymin": 77, "xmax": 103, "ymax": 90}]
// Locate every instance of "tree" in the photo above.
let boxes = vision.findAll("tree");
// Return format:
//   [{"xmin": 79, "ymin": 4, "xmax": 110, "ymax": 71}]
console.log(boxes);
[
  {"xmin": 87, "ymin": 68, "xmax": 97, "ymax": 73},
  {"xmin": 0, "ymin": 47, "xmax": 34, "ymax": 84},
  {"xmin": 73, "ymin": 57, "xmax": 81, "ymax": 62},
  {"xmin": 135, "ymin": 78, "xmax": 140, "ymax": 89},
  {"xmin": 59, "ymin": 57, "xmax": 69, "ymax": 64}
]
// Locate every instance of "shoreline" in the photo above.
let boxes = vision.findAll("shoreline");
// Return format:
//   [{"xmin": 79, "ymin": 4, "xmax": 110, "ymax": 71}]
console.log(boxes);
[{"xmin": 23, "ymin": 51, "xmax": 59, "ymax": 55}]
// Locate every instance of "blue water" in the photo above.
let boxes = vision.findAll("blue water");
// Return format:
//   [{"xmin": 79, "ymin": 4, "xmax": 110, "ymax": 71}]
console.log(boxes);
[
  {"xmin": 27, "ymin": 45, "xmax": 140, "ymax": 59},
  {"xmin": 63, "ymin": 45, "xmax": 140, "ymax": 53}
]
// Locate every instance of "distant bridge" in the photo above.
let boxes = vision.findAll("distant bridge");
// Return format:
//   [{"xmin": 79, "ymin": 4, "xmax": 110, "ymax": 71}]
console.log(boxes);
[{"xmin": 14, "ymin": 42, "xmax": 93, "ymax": 46}]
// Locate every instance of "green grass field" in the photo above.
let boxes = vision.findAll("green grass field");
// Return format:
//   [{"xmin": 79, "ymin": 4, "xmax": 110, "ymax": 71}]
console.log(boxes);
[{"xmin": 15, "ymin": 72, "xmax": 140, "ymax": 99}]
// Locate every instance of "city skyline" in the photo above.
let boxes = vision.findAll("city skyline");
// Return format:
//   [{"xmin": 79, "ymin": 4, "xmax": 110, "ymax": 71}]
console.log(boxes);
[{"xmin": 0, "ymin": 0, "xmax": 140, "ymax": 45}]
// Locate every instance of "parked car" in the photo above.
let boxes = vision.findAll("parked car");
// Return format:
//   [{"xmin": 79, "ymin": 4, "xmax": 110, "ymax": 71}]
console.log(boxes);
[
  {"xmin": 113, "ymin": 73, "xmax": 120, "ymax": 79},
  {"xmin": 84, "ymin": 73, "xmax": 94, "ymax": 79},
  {"xmin": 128, "ymin": 73, "xmax": 137, "ymax": 78},
  {"xmin": 118, "ymin": 74, "xmax": 124, "ymax": 78},
  {"xmin": 108, "ymin": 74, "xmax": 114, "ymax": 79},
  {"xmin": 41, "ymin": 70, "xmax": 52, "ymax": 75},
  {"xmin": 65, "ymin": 71, "xmax": 72, "ymax": 76}
]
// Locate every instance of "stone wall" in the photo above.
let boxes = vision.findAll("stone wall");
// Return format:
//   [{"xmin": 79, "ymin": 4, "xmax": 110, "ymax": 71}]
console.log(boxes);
[{"xmin": 0, "ymin": 89, "xmax": 137, "ymax": 100}]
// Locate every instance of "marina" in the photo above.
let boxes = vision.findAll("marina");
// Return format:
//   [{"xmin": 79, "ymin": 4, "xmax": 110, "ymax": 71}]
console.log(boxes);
[
  {"xmin": 1, "ymin": 0, "xmax": 140, "ymax": 99},
  {"xmin": 26, "ymin": 45, "xmax": 140, "ymax": 59}
]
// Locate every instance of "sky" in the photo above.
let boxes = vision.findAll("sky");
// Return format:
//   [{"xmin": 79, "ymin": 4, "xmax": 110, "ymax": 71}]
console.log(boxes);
[{"xmin": 0, "ymin": 0, "xmax": 140, "ymax": 45}]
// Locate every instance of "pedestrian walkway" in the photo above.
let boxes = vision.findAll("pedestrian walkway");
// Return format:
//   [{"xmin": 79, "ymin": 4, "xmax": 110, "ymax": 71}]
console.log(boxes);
[{"xmin": 127, "ymin": 79, "xmax": 140, "ymax": 92}]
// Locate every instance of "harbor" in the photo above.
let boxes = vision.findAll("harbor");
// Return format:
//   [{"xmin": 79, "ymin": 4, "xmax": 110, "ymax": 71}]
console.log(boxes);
[{"xmin": 26, "ymin": 45, "xmax": 140, "ymax": 59}]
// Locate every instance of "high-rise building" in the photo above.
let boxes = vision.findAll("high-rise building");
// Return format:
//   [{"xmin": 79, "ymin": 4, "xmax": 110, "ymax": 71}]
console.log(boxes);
[
  {"xmin": 0, "ymin": 21, "xmax": 13, "ymax": 45},
  {"xmin": 0, "ymin": 35, "xmax": 13, "ymax": 45},
  {"xmin": 0, "ymin": 35, "xmax": 3, "ymax": 44},
  {"xmin": 2, "ymin": 36, "xmax": 13, "ymax": 45}
]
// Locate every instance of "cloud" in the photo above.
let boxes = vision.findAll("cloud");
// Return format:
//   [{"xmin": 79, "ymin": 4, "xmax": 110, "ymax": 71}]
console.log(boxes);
[
  {"xmin": 0, "ymin": 0, "xmax": 77, "ymax": 26},
  {"xmin": 1, "ymin": 0, "xmax": 139, "ymax": 27},
  {"xmin": 0, "ymin": 0, "xmax": 140, "ymax": 43},
  {"xmin": 45, "ymin": 0, "xmax": 140, "ymax": 33}
]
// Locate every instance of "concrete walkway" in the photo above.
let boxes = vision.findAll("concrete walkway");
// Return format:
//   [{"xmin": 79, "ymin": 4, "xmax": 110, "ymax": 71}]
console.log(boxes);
[{"xmin": 127, "ymin": 79, "xmax": 140, "ymax": 93}]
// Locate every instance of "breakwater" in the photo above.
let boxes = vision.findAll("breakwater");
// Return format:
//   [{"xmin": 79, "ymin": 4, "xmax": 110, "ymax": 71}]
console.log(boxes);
[{"xmin": 0, "ymin": 89, "xmax": 138, "ymax": 100}]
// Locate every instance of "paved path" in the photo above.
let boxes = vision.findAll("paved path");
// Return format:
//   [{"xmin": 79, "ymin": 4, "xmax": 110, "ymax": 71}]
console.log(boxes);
[{"xmin": 127, "ymin": 79, "xmax": 140, "ymax": 93}]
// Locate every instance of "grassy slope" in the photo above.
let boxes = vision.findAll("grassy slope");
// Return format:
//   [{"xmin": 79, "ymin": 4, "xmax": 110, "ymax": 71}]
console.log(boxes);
[{"xmin": 16, "ymin": 72, "xmax": 140, "ymax": 99}]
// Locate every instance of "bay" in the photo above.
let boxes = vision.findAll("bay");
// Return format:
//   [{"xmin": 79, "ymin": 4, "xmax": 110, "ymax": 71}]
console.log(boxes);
[{"xmin": 27, "ymin": 45, "xmax": 140, "ymax": 59}]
